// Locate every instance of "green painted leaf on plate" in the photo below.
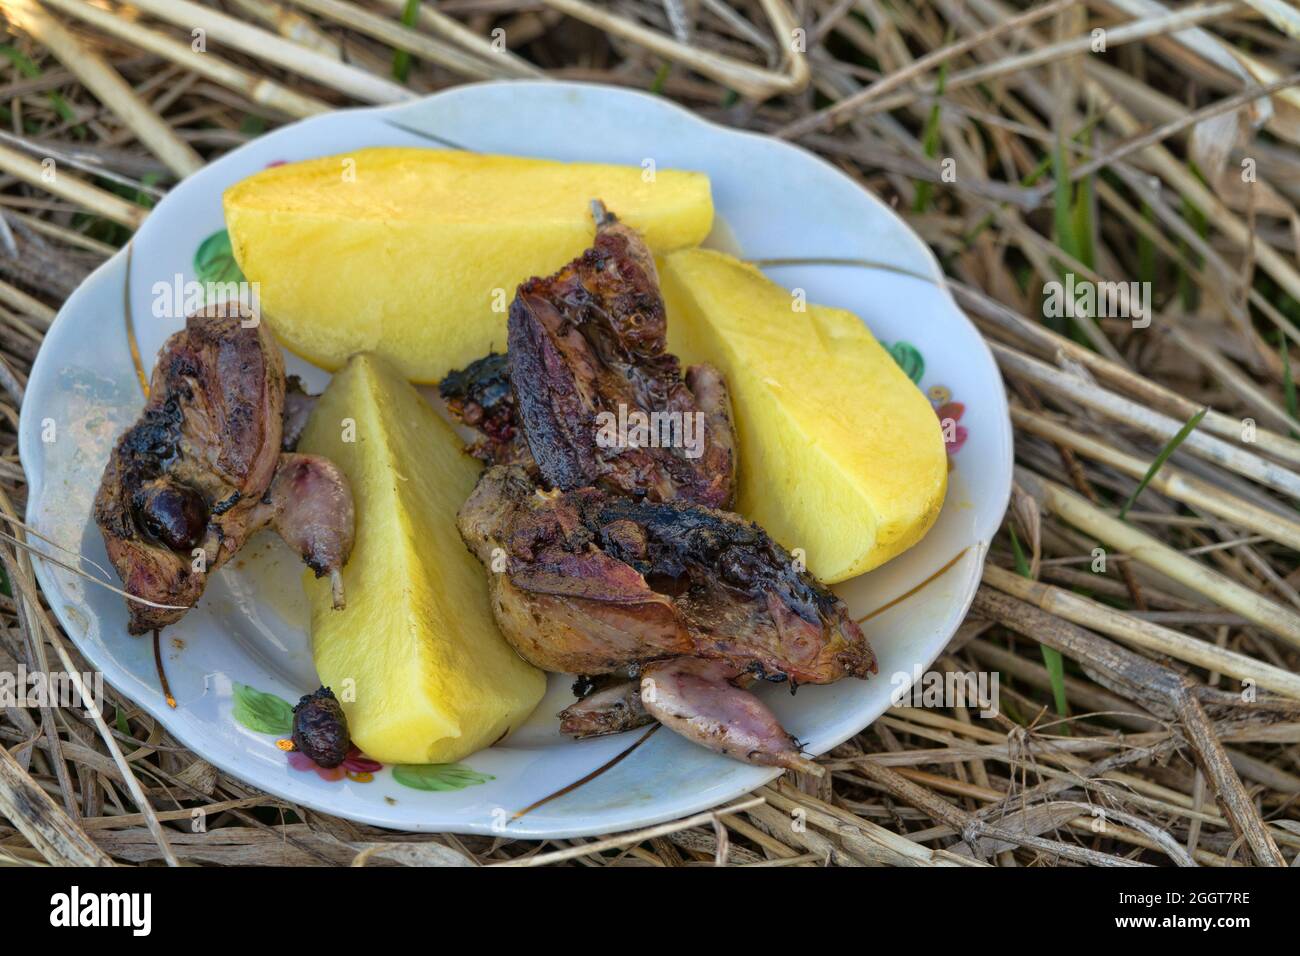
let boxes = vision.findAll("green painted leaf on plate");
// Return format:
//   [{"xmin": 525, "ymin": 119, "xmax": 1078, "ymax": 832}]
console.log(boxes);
[
  {"xmin": 194, "ymin": 229, "xmax": 245, "ymax": 287},
  {"xmin": 232, "ymin": 683, "xmax": 294, "ymax": 736},
  {"xmin": 392, "ymin": 764, "xmax": 495, "ymax": 792},
  {"xmin": 889, "ymin": 341, "xmax": 925, "ymax": 384}
]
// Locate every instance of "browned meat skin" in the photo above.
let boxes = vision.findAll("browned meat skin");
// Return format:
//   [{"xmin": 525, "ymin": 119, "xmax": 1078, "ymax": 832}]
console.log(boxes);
[
  {"xmin": 457, "ymin": 465, "xmax": 874, "ymax": 685},
  {"xmin": 438, "ymin": 352, "xmax": 534, "ymax": 469},
  {"xmin": 459, "ymin": 466, "xmax": 692, "ymax": 673},
  {"xmin": 506, "ymin": 202, "xmax": 736, "ymax": 508},
  {"xmin": 683, "ymin": 363, "xmax": 735, "ymax": 486},
  {"xmin": 95, "ymin": 305, "xmax": 283, "ymax": 633},
  {"xmin": 641, "ymin": 658, "xmax": 823, "ymax": 775},
  {"xmin": 557, "ymin": 679, "xmax": 653, "ymax": 738},
  {"xmin": 440, "ymin": 353, "xmax": 735, "ymax": 492},
  {"xmin": 251, "ymin": 453, "xmax": 355, "ymax": 609},
  {"xmin": 94, "ymin": 307, "xmax": 354, "ymax": 633}
]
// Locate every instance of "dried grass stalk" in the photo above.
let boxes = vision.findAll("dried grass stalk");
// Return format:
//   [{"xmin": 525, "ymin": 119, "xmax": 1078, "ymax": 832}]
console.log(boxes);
[
  {"xmin": 1, "ymin": 0, "xmax": 1298, "ymax": 869},
  {"xmin": 541, "ymin": 0, "xmax": 809, "ymax": 99},
  {"xmin": 43, "ymin": 0, "xmax": 331, "ymax": 119},
  {"xmin": 0, "ymin": 142, "xmax": 147, "ymax": 229},
  {"xmin": 8, "ymin": 0, "xmax": 203, "ymax": 177},
  {"xmin": 984, "ymin": 563, "xmax": 1300, "ymax": 698},
  {"xmin": 122, "ymin": 0, "xmax": 415, "ymax": 104},
  {"xmin": 1016, "ymin": 467, "xmax": 1300, "ymax": 648},
  {"xmin": 1011, "ymin": 404, "xmax": 1300, "ymax": 551},
  {"xmin": 0, "ymin": 743, "xmax": 112, "ymax": 866},
  {"xmin": 280, "ymin": 0, "xmax": 505, "ymax": 81}
]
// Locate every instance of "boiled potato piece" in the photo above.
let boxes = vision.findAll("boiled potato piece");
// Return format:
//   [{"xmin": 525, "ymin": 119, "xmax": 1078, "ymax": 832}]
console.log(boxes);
[
  {"xmin": 224, "ymin": 148, "xmax": 713, "ymax": 382},
  {"xmin": 660, "ymin": 249, "xmax": 947, "ymax": 583},
  {"xmin": 297, "ymin": 352, "xmax": 545, "ymax": 764}
]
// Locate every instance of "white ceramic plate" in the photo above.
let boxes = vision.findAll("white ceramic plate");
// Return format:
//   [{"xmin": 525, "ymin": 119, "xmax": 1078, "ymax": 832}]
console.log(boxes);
[{"xmin": 20, "ymin": 81, "xmax": 1012, "ymax": 838}]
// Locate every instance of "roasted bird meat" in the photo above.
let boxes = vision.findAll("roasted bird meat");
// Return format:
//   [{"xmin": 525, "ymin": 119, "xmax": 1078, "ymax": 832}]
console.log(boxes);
[
  {"xmin": 446, "ymin": 206, "xmax": 872, "ymax": 773},
  {"xmin": 94, "ymin": 304, "xmax": 355, "ymax": 636},
  {"xmin": 458, "ymin": 465, "xmax": 874, "ymax": 772},
  {"xmin": 502, "ymin": 201, "xmax": 736, "ymax": 507}
]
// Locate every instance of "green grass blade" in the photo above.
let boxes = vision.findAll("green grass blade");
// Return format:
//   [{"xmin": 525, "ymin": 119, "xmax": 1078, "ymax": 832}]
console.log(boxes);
[
  {"xmin": 1051, "ymin": 134, "xmax": 1079, "ymax": 265},
  {"xmin": 391, "ymin": 0, "xmax": 421, "ymax": 82},
  {"xmin": 1049, "ymin": 132, "xmax": 1095, "ymax": 347},
  {"xmin": 912, "ymin": 59, "xmax": 949, "ymax": 214},
  {"xmin": 1010, "ymin": 526, "xmax": 1069, "ymax": 723},
  {"xmin": 962, "ymin": 113, "xmax": 1104, "ymax": 248},
  {"xmin": 1138, "ymin": 201, "xmax": 1157, "ymax": 287},
  {"xmin": 1039, "ymin": 643, "xmax": 1069, "ymax": 726},
  {"xmin": 0, "ymin": 43, "xmax": 80, "ymax": 130},
  {"xmin": 1071, "ymin": 165, "xmax": 1095, "ymax": 270},
  {"xmin": 1117, "ymin": 407, "xmax": 1208, "ymax": 521},
  {"xmin": 650, "ymin": 63, "xmax": 671, "ymax": 94}
]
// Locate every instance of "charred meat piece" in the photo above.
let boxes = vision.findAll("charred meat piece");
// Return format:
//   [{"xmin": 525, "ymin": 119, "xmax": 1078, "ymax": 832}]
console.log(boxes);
[
  {"xmin": 439, "ymin": 352, "xmax": 532, "ymax": 468},
  {"xmin": 506, "ymin": 202, "xmax": 736, "ymax": 508},
  {"xmin": 458, "ymin": 465, "xmax": 874, "ymax": 685},
  {"xmin": 459, "ymin": 466, "xmax": 692, "ymax": 674},
  {"xmin": 458, "ymin": 465, "xmax": 689, "ymax": 673},
  {"xmin": 593, "ymin": 493, "xmax": 874, "ymax": 684},
  {"xmin": 94, "ymin": 306, "xmax": 355, "ymax": 633},
  {"xmin": 95, "ymin": 305, "xmax": 282, "ymax": 633},
  {"xmin": 458, "ymin": 465, "xmax": 869, "ymax": 768},
  {"xmin": 292, "ymin": 686, "xmax": 351, "ymax": 769}
]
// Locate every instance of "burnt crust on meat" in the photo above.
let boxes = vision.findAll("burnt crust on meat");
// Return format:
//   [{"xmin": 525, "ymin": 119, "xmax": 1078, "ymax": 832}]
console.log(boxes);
[
  {"xmin": 95, "ymin": 304, "xmax": 283, "ymax": 633},
  {"xmin": 505, "ymin": 202, "xmax": 736, "ymax": 508},
  {"xmin": 438, "ymin": 352, "xmax": 532, "ymax": 468},
  {"xmin": 95, "ymin": 305, "xmax": 355, "ymax": 633},
  {"xmin": 458, "ymin": 465, "xmax": 874, "ymax": 685},
  {"xmin": 448, "ymin": 205, "xmax": 872, "ymax": 771}
]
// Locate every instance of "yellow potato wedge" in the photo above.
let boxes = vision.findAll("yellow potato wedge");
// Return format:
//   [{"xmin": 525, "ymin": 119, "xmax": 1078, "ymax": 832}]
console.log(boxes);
[
  {"xmin": 224, "ymin": 148, "xmax": 713, "ymax": 382},
  {"xmin": 297, "ymin": 352, "xmax": 545, "ymax": 764},
  {"xmin": 660, "ymin": 248, "xmax": 947, "ymax": 583}
]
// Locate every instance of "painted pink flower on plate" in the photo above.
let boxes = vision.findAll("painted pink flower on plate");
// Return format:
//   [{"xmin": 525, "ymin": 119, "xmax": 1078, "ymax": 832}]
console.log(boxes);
[{"xmin": 287, "ymin": 746, "xmax": 381, "ymax": 782}]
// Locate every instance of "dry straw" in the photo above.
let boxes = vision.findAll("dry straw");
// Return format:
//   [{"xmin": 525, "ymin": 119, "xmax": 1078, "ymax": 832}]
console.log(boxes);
[
  {"xmin": 0, "ymin": 0, "xmax": 1298, "ymax": 868},
  {"xmin": 41, "ymin": 0, "xmax": 331, "ymax": 119}
]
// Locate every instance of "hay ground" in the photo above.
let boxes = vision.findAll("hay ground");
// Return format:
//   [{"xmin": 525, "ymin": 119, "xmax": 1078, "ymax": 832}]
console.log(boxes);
[{"xmin": 1, "ymin": 0, "xmax": 1299, "ymax": 868}]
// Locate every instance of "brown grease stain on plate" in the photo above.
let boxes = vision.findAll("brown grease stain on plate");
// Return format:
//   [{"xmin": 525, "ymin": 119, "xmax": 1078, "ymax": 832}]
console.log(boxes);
[
  {"xmin": 512, "ymin": 724, "xmax": 661, "ymax": 822},
  {"xmin": 856, "ymin": 546, "xmax": 970, "ymax": 625},
  {"xmin": 123, "ymin": 243, "xmax": 150, "ymax": 399}
]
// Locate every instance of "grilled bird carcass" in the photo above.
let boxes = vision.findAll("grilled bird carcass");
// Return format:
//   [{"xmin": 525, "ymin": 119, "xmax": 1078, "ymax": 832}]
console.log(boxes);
[
  {"xmin": 504, "ymin": 201, "xmax": 736, "ymax": 508},
  {"xmin": 458, "ymin": 465, "xmax": 874, "ymax": 772},
  {"xmin": 94, "ymin": 304, "xmax": 354, "ymax": 634}
]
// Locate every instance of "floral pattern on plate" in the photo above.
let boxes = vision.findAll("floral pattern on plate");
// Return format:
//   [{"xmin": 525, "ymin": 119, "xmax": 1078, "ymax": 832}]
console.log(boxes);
[{"xmin": 231, "ymin": 684, "xmax": 493, "ymax": 791}]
